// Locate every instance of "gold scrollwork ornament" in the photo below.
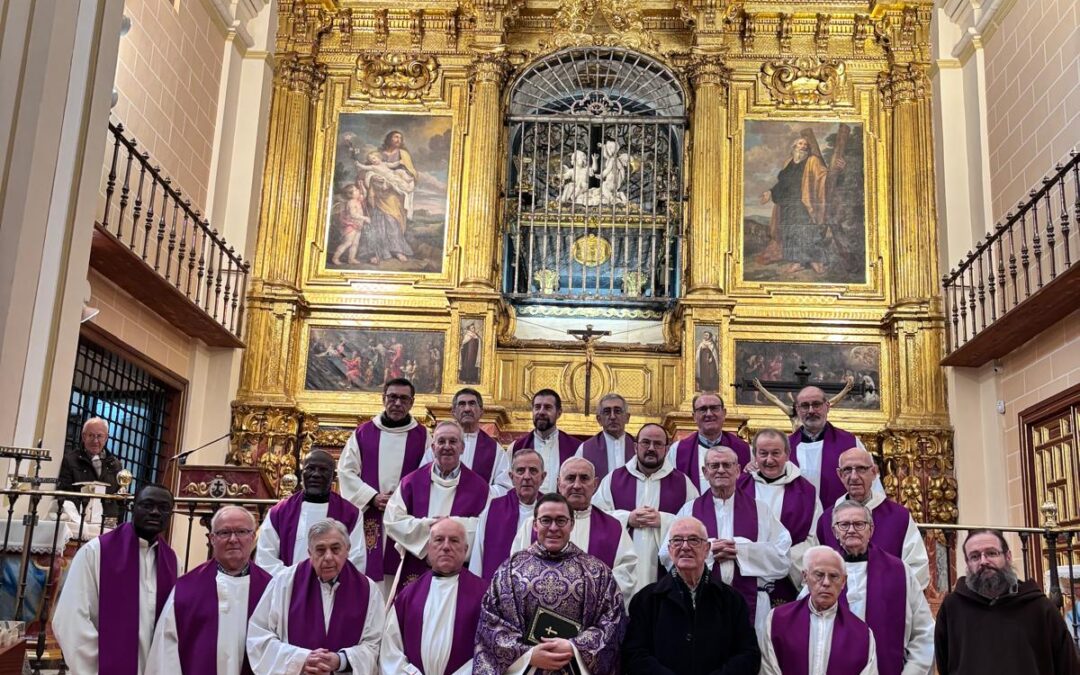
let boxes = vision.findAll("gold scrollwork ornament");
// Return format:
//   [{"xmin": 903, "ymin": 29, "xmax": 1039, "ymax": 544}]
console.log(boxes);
[
  {"xmin": 355, "ymin": 53, "xmax": 438, "ymax": 101},
  {"xmin": 572, "ymin": 235, "xmax": 612, "ymax": 267},
  {"xmin": 761, "ymin": 57, "xmax": 846, "ymax": 106}
]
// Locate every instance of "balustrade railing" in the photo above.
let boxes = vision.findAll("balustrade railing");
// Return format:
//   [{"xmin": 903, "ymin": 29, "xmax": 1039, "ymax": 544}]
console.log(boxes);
[
  {"xmin": 99, "ymin": 121, "xmax": 250, "ymax": 341},
  {"xmin": 942, "ymin": 150, "xmax": 1079, "ymax": 356}
]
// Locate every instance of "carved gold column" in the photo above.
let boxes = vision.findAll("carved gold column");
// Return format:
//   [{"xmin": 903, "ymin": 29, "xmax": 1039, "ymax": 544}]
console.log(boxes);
[
  {"xmin": 459, "ymin": 51, "xmax": 508, "ymax": 290},
  {"xmin": 685, "ymin": 54, "xmax": 730, "ymax": 295}
]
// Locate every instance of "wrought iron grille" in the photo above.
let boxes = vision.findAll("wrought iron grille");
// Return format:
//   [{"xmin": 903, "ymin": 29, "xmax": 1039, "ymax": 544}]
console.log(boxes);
[
  {"xmin": 503, "ymin": 48, "xmax": 687, "ymax": 308},
  {"xmin": 65, "ymin": 337, "xmax": 178, "ymax": 497}
]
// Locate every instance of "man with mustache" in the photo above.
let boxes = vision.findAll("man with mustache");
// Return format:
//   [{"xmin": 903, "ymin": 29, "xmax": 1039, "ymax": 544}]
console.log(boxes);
[
  {"xmin": 256, "ymin": 450, "xmax": 366, "ymax": 576},
  {"xmin": 579, "ymin": 393, "xmax": 636, "ymax": 479},
  {"xmin": 509, "ymin": 389, "xmax": 582, "ymax": 494},
  {"xmin": 669, "ymin": 393, "xmax": 751, "ymax": 494},
  {"xmin": 593, "ymin": 423, "xmax": 699, "ymax": 593},
  {"xmin": 813, "ymin": 448, "xmax": 929, "ymax": 589},
  {"xmin": 338, "ymin": 378, "xmax": 431, "ymax": 587},
  {"xmin": 450, "ymin": 388, "xmax": 512, "ymax": 493},
  {"xmin": 469, "ymin": 448, "xmax": 546, "ymax": 578},
  {"xmin": 512, "ymin": 457, "xmax": 638, "ymax": 603},
  {"xmin": 384, "ymin": 420, "xmax": 491, "ymax": 589},
  {"xmin": 661, "ymin": 447, "xmax": 790, "ymax": 634},
  {"xmin": 820, "ymin": 500, "xmax": 933, "ymax": 675},
  {"xmin": 935, "ymin": 529, "xmax": 1080, "ymax": 674},
  {"xmin": 53, "ymin": 484, "xmax": 178, "ymax": 675}
]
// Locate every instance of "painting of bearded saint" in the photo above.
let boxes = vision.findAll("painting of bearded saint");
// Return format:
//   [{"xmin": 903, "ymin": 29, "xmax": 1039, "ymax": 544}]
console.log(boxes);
[{"xmin": 742, "ymin": 120, "xmax": 866, "ymax": 284}]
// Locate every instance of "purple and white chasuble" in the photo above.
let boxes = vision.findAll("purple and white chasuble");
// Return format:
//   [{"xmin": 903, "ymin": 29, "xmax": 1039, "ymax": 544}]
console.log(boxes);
[
  {"xmin": 257, "ymin": 491, "xmax": 363, "ymax": 576},
  {"xmin": 788, "ymin": 422, "xmax": 860, "ymax": 509},
  {"xmin": 579, "ymin": 432, "xmax": 635, "ymax": 479},
  {"xmin": 671, "ymin": 431, "xmax": 752, "ymax": 493},
  {"xmin": 471, "ymin": 490, "xmax": 536, "ymax": 579},
  {"xmin": 763, "ymin": 597, "xmax": 875, "ymax": 675},
  {"xmin": 510, "ymin": 429, "xmax": 582, "ymax": 493}
]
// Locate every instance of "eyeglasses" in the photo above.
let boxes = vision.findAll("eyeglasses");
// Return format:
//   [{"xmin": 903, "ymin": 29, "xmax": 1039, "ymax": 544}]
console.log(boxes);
[
  {"xmin": 808, "ymin": 570, "xmax": 844, "ymax": 584},
  {"xmin": 668, "ymin": 536, "xmax": 707, "ymax": 548},
  {"xmin": 838, "ymin": 465, "xmax": 874, "ymax": 476},
  {"xmin": 599, "ymin": 407, "xmax": 625, "ymax": 417},
  {"xmin": 83, "ymin": 433, "xmax": 107, "ymax": 441},
  {"xmin": 833, "ymin": 521, "xmax": 870, "ymax": 532},
  {"xmin": 693, "ymin": 405, "xmax": 724, "ymax": 414},
  {"xmin": 212, "ymin": 529, "xmax": 255, "ymax": 540},
  {"xmin": 385, "ymin": 394, "xmax": 413, "ymax": 403},
  {"xmin": 704, "ymin": 461, "xmax": 738, "ymax": 471},
  {"xmin": 797, "ymin": 401, "xmax": 826, "ymax": 412},
  {"xmin": 537, "ymin": 516, "xmax": 571, "ymax": 528},
  {"xmin": 637, "ymin": 439, "xmax": 666, "ymax": 449},
  {"xmin": 966, "ymin": 549, "xmax": 1005, "ymax": 563}
]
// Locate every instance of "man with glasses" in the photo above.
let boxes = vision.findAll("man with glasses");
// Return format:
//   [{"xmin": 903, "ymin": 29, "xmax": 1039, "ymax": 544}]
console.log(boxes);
[
  {"xmin": 57, "ymin": 417, "xmax": 124, "ymax": 521},
  {"xmin": 662, "ymin": 447, "xmax": 790, "ymax": 634},
  {"xmin": 621, "ymin": 516, "xmax": 761, "ymax": 674},
  {"xmin": 510, "ymin": 388, "xmax": 582, "ymax": 494},
  {"xmin": 821, "ymin": 500, "xmax": 933, "ymax": 675},
  {"xmin": 593, "ymin": 423, "xmax": 699, "ymax": 593},
  {"xmin": 338, "ymin": 377, "xmax": 431, "ymax": 586},
  {"xmin": 935, "ymin": 529, "xmax": 1080, "ymax": 674},
  {"xmin": 450, "ymin": 388, "xmax": 512, "ymax": 493},
  {"xmin": 670, "ymin": 393, "xmax": 751, "ymax": 494},
  {"xmin": 475, "ymin": 493, "xmax": 627, "ymax": 675},
  {"xmin": 147, "ymin": 506, "xmax": 271, "ymax": 674},
  {"xmin": 760, "ymin": 546, "xmax": 877, "ymax": 675},
  {"xmin": 579, "ymin": 393, "xmax": 636, "ymax": 479},
  {"xmin": 256, "ymin": 450, "xmax": 366, "ymax": 576},
  {"xmin": 814, "ymin": 447, "xmax": 929, "ymax": 589},
  {"xmin": 788, "ymin": 385, "xmax": 873, "ymax": 508},
  {"xmin": 469, "ymin": 448, "xmax": 546, "ymax": 578}
]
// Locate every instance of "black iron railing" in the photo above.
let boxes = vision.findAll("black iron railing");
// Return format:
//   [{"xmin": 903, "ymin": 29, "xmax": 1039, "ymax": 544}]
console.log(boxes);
[
  {"xmin": 100, "ymin": 121, "xmax": 250, "ymax": 341},
  {"xmin": 942, "ymin": 150, "xmax": 1078, "ymax": 355}
]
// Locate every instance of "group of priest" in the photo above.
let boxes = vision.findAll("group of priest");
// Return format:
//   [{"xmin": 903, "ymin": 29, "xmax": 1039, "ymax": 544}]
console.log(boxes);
[{"xmin": 50, "ymin": 379, "xmax": 1079, "ymax": 674}]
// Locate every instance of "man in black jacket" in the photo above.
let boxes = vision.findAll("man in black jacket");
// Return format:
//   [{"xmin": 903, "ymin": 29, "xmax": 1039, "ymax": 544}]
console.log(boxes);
[
  {"xmin": 57, "ymin": 417, "xmax": 123, "ymax": 520},
  {"xmin": 621, "ymin": 515, "xmax": 761, "ymax": 675}
]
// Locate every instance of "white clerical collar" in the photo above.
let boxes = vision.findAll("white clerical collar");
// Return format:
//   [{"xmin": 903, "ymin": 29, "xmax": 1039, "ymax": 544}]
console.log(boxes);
[
  {"xmin": 534, "ymin": 429, "xmax": 558, "ymax": 445},
  {"xmin": 628, "ymin": 458, "xmax": 669, "ymax": 481},
  {"xmin": 462, "ymin": 429, "xmax": 480, "ymax": 439},
  {"xmin": 711, "ymin": 491, "xmax": 735, "ymax": 506},
  {"xmin": 835, "ymin": 489, "xmax": 885, "ymax": 509},
  {"xmin": 809, "ymin": 599, "xmax": 839, "ymax": 618},
  {"xmin": 603, "ymin": 431, "xmax": 624, "ymax": 445},
  {"xmin": 754, "ymin": 466, "xmax": 790, "ymax": 484},
  {"xmin": 573, "ymin": 506, "xmax": 592, "ymax": 519}
]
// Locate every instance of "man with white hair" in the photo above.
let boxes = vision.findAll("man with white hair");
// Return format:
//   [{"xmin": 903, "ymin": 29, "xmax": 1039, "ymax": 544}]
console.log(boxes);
[
  {"xmin": 57, "ymin": 417, "xmax": 124, "ymax": 521},
  {"xmin": 247, "ymin": 518, "xmax": 384, "ymax": 674},
  {"xmin": 147, "ymin": 506, "xmax": 271, "ymax": 674},
  {"xmin": 760, "ymin": 545, "xmax": 877, "ymax": 674},
  {"xmin": 450, "ymin": 388, "xmax": 512, "ymax": 493},
  {"xmin": 578, "ymin": 393, "xmax": 636, "ymax": 479},
  {"xmin": 469, "ymin": 448, "xmax": 546, "ymax": 578}
]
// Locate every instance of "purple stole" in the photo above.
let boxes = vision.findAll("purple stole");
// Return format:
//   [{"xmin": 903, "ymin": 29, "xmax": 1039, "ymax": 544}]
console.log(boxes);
[
  {"xmin": 842, "ymin": 545, "xmax": 907, "ymax": 675},
  {"xmin": 510, "ymin": 429, "xmax": 581, "ymax": 465},
  {"xmin": 528, "ymin": 508, "xmax": 622, "ymax": 568},
  {"xmin": 740, "ymin": 473, "xmax": 817, "ymax": 605},
  {"xmin": 394, "ymin": 569, "xmax": 487, "ymax": 674},
  {"xmin": 674, "ymin": 432, "xmax": 751, "ymax": 486},
  {"xmin": 286, "ymin": 559, "xmax": 370, "ymax": 651},
  {"xmin": 268, "ymin": 492, "xmax": 360, "ymax": 566},
  {"xmin": 467, "ymin": 430, "xmax": 500, "ymax": 484},
  {"xmin": 770, "ymin": 596, "xmax": 872, "ymax": 675},
  {"xmin": 789, "ymin": 423, "xmax": 859, "ymax": 508},
  {"xmin": 479, "ymin": 491, "xmax": 527, "ymax": 579},
  {"xmin": 817, "ymin": 497, "xmax": 910, "ymax": 560},
  {"xmin": 396, "ymin": 463, "xmax": 490, "ymax": 585},
  {"xmin": 99, "ymin": 522, "xmax": 178, "ymax": 675},
  {"xmin": 356, "ymin": 420, "xmax": 428, "ymax": 581},
  {"xmin": 173, "ymin": 561, "xmax": 272, "ymax": 675},
  {"xmin": 609, "ymin": 466, "xmax": 689, "ymax": 515},
  {"xmin": 690, "ymin": 489, "xmax": 760, "ymax": 619},
  {"xmin": 579, "ymin": 432, "xmax": 635, "ymax": 478}
]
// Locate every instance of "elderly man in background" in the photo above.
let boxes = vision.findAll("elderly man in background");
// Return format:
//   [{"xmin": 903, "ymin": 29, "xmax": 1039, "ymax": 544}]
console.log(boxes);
[
  {"xmin": 53, "ymin": 484, "xmax": 177, "ymax": 675},
  {"xmin": 578, "ymin": 393, "xmax": 636, "ymax": 479},
  {"xmin": 935, "ymin": 529, "xmax": 1080, "ymax": 674},
  {"xmin": 147, "ymin": 506, "xmax": 271, "ymax": 674},
  {"xmin": 593, "ymin": 423, "xmax": 698, "ymax": 593},
  {"xmin": 381, "ymin": 518, "xmax": 486, "ymax": 675},
  {"xmin": 760, "ymin": 546, "xmax": 878, "ymax": 675},
  {"xmin": 256, "ymin": 450, "xmax": 366, "ymax": 576},
  {"xmin": 450, "ymin": 388, "xmax": 511, "ymax": 493},
  {"xmin": 247, "ymin": 518, "xmax": 384, "ymax": 675},
  {"xmin": 57, "ymin": 417, "xmax": 124, "ymax": 521},
  {"xmin": 622, "ymin": 516, "xmax": 760, "ymax": 674},
  {"xmin": 509, "ymin": 389, "xmax": 582, "ymax": 494},
  {"xmin": 469, "ymin": 448, "xmax": 546, "ymax": 579},
  {"xmin": 669, "ymin": 393, "xmax": 751, "ymax": 494}
]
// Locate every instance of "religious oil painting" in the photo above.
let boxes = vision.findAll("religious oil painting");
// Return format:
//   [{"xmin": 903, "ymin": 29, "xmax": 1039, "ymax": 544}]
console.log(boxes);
[
  {"xmin": 325, "ymin": 113, "xmax": 453, "ymax": 274},
  {"xmin": 305, "ymin": 327, "xmax": 444, "ymax": 394},
  {"xmin": 734, "ymin": 341, "xmax": 881, "ymax": 410},
  {"xmin": 742, "ymin": 120, "xmax": 866, "ymax": 284},
  {"xmin": 694, "ymin": 325, "xmax": 720, "ymax": 393},
  {"xmin": 458, "ymin": 318, "xmax": 483, "ymax": 385}
]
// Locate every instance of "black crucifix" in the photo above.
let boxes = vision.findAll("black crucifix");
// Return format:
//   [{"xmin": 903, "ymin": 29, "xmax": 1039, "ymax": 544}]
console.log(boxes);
[
  {"xmin": 568, "ymin": 324, "xmax": 611, "ymax": 414},
  {"xmin": 731, "ymin": 360, "xmax": 875, "ymax": 427}
]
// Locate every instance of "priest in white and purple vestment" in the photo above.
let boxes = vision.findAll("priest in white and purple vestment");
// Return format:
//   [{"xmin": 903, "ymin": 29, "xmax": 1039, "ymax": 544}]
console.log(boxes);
[
  {"xmin": 667, "ymin": 393, "xmax": 751, "ymax": 494},
  {"xmin": 512, "ymin": 457, "xmax": 638, "ymax": 603},
  {"xmin": 592, "ymin": 422, "xmax": 698, "ymax": 593},
  {"xmin": 813, "ymin": 448, "xmax": 930, "ymax": 589},
  {"xmin": 337, "ymin": 378, "xmax": 432, "ymax": 585},
  {"xmin": 509, "ymin": 389, "xmax": 582, "ymax": 494},
  {"xmin": 246, "ymin": 518, "xmax": 384, "ymax": 674},
  {"xmin": 662, "ymin": 447, "xmax": 791, "ymax": 634},
  {"xmin": 381, "ymin": 518, "xmax": 486, "ymax": 674},
  {"xmin": 475, "ymin": 493, "xmax": 627, "ymax": 675},
  {"xmin": 761, "ymin": 546, "xmax": 878, "ymax": 675},
  {"xmin": 469, "ymin": 448, "xmax": 546, "ymax": 578},
  {"xmin": 147, "ymin": 506, "xmax": 271, "ymax": 675},
  {"xmin": 255, "ymin": 450, "xmax": 366, "ymax": 576},
  {"xmin": 384, "ymin": 420, "xmax": 492, "ymax": 588},
  {"xmin": 451, "ymin": 388, "xmax": 512, "ymax": 494},
  {"xmin": 577, "ymin": 393, "xmax": 636, "ymax": 479}
]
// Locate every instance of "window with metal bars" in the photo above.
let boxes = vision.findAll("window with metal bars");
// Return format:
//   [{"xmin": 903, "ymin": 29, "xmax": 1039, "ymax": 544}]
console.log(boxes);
[
  {"xmin": 64, "ymin": 336, "xmax": 178, "ymax": 500},
  {"xmin": 503, "ymin": 47, "xmax": 686, "ymax": 310}
]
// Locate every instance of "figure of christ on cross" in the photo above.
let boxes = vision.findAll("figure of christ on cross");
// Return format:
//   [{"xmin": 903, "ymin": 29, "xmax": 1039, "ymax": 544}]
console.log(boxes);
[{"xmin": 568, "ymin": 324, "xmax": 611, "ymax": 414}]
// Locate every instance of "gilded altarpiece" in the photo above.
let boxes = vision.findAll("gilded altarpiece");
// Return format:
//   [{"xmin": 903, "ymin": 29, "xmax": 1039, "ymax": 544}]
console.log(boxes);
[{"xmin": 233, "ymin": 0, "xmax": 954, "ymax": 595}]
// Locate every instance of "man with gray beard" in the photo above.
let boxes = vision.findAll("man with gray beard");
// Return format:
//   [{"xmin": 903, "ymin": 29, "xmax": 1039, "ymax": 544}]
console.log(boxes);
[{"xmin": 934, "ymin": 529, "xmax": 1079, "ymax": 674}]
